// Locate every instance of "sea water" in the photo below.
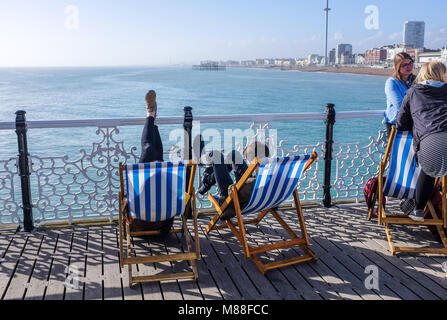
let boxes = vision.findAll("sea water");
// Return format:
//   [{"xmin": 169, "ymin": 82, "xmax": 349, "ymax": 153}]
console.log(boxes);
[{"xmin": 0, "ymin": 66, "xmax": 387, "ymax": 159}]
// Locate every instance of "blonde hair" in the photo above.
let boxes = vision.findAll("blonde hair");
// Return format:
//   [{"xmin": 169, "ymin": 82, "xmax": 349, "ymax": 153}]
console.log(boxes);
[
  {"xmin": 145, "ymin": 90, "xmax": 157, "ymax": 111},
  {"xmin": 416, "ymin": 61, "xmax": 447, "ymax": 83}
]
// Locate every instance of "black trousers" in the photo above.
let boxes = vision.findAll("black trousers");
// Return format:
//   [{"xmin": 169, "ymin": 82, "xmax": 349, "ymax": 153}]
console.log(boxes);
[
  {"xmin": 415, "ymin": 169, "xmax": 436, "ymax": 210},
  {"xmin": 133, "ymin": 116, "xmax": 172, "ymax": 235},
  {"xmin": 139, "ymin": 116, "xmax": 163, "ymax": 163}
]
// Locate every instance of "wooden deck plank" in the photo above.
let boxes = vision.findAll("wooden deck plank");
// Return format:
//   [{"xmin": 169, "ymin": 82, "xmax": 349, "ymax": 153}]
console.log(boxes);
[
  {"xmin": 241, "ymin": 221, "xmax": 318, "ymax": 300},
  {"xmin": 309, "ymin": 207, "xmax": 422, "ymax": 300},
  {"xmin": 24, "ymin": 230, "xmax": 57, "ymax": 300},
  {"xmin": 102, "ymin": 225, "xmax": 124, "ymax": 300},
  {"xmin": 0, "ymin": 231, "xmax": 27, "ymax": 300},
  {"xmin": 207, "ymin": 220, "xmax": 304, "ymax": 300},
  {"xmin": 255, "ymin": 221, "xmax": 346, "ymax": 300},
  {"xmin": 44, "ymin": 230, "xmax": 72, "ymax": 300},
  {"xmin": 308, "ymin": 218, "xmax": 400, "ymax": 300},
  {"xmin": 184, "ymin": 222, "xmax": 223, "ymax": 300},
  {"xmin": 205, "ymin": 222, "xmax": 275, "ymax": 300},
  {"xmin": 3, "ymin": 232, "xmax": 43, "ymax": 300},
  {"xmin": 333, "ymin": 204, "xmax": 447, "ymax": 300},
  {"xmin": 129, "ymin": 235, "xmax": 164, "ymax": 300},
  {"xmin": 196, "ymin": 224, "xmax": 243, "ymax": 300},
  {"xmin": 166, "ymin": 226, "xmax": 203, "ymax": 300},
  {"xmin": 322, "ymin": 205, "xmax": 441, "ymax": 300},
  {"xmin": 248, "ymin": 216, "xmax": 332, "ymax": 300},
  {"xmin": 310, "ymin": 236, "xmax": 392, "ymax": 300},
  {"xmin": 2, "ymin": 203, "xmax": 447, "ymax": 300},
  {"xmin": 84, "ymin": 228, "xmax": 104, "ymax": 300}
]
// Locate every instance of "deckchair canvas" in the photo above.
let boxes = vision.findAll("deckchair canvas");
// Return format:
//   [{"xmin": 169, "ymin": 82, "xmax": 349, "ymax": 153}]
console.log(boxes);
[
  {"xmin": 206, "ymin": 153, "xmax": 318, "ymax": 274},
  {"xmin": 118, "ymin": 160, "xmax": 200, "ymax": 286},
  {"xmin": 372, "ymin": 127, "xmax": 447, "ymax": 255}
]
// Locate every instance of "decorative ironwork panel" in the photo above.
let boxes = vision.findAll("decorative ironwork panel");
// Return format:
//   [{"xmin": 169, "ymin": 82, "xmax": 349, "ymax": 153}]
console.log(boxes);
[
  {"xmin": 0, "ymin": 157, "xmax": 20, "ymax": 225},
  {"xmin": 29, "ymin": 127, "xmax": 139, "ymax": 224},
  {"xmin": 332, "ymin": 129, "xmax": 388, "ymax": 201}
]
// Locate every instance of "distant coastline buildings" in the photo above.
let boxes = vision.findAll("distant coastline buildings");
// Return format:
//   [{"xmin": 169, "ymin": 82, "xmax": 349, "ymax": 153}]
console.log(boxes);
[{"xmin": 203, "ymin": 20, "xmax": 446, "ymax": 70}]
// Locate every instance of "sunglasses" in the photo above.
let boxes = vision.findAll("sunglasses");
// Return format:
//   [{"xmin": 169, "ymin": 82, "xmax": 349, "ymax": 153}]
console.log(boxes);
[{"xmin": 401, "ymin": 61, "xmax": 414, "ymax": 68}]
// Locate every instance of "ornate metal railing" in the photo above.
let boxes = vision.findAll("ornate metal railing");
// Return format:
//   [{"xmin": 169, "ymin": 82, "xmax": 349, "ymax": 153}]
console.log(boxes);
[{"xmin": 0, "ymin": 108, "xmax": 387, "ymax": 227}]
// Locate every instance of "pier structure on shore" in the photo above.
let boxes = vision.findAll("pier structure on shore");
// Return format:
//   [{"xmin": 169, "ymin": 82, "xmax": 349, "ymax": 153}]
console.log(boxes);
[{"xmin": 192, "ymin": 60, "xmax": 226, "ymax": 71}]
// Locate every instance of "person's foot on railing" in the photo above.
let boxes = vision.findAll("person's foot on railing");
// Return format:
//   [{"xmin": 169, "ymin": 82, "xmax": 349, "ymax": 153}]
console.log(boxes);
[
  {"xmin": 145, "ymin": 90, "xmax": 157, "ymax": 118},
  {"xmin": 409, "ymin": 209, "xmax": 425, "ymax": 222}
]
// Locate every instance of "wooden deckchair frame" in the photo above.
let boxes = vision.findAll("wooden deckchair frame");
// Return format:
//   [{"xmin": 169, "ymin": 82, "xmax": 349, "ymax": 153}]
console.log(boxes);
[
  {"xmin": 206, "ymin": 153, "xmax": 318, "ymax": 274},
  {"xmin": 370, "ymin": 127, "xmax": 447, "ymax": 255},
  {"xmin": 118, "ymin": 161, "xmax": 200, "ymax": 286}
]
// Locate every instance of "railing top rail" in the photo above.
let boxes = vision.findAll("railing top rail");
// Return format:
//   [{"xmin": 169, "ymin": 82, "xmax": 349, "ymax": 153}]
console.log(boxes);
[{"xmin": 0, "ymin": 110, "xmax": 384, "ymax": 130}]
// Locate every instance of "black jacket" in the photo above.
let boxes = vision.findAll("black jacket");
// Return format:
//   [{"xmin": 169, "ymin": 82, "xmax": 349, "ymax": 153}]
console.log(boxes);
[{"xmin": 396, "ymin": 83, "xmax": 447, "ymax": 152}]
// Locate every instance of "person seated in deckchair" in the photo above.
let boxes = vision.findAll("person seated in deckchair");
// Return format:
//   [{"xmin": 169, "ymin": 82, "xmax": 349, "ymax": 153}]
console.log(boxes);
[
  {"xmin": 396, "ymin": 61, "xmax": 447, "ymax": 222},
  {"xmin": 128, "ymin": 90, "xmax": 174, "ymax": 236},
  {"xmin": 197, "ymin": 140, "xmax": 270, "ymax": 220}
]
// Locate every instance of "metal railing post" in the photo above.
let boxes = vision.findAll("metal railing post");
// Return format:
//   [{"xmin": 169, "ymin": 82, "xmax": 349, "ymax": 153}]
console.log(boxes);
[
  {"xmin": 15, "ymin": 110, "xmax": 34, "ymax": 231},
  {"xmin": 183, "ymin": 106, "xmax": 193, "ymax": 218},
  {"xmin": 323, "ymin": 103, "xmax": 335, "ymax": 208}
]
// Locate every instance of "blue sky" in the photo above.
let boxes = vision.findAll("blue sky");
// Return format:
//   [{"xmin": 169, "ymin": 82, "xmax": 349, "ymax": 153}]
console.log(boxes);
[{"xmin": 0, "ymin": 0, "xmax": 446, "ymax": 66}]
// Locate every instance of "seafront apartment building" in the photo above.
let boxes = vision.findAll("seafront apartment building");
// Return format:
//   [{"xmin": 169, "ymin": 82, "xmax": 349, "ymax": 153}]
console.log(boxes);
[{"xmin": 403, "ymin": 21, "xmax": 425, "ymax": 49}]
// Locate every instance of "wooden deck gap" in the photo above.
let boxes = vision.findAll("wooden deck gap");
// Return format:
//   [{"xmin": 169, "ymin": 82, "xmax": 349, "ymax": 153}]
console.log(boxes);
[
  {"xmin": 241, "ymin": 266, "xmax": 262, "ymax": 296},
  {"xmin": 19, "ymin": 236, "xmax": 30, "ymax": 257},
  {"xmin": 69, "ymin": 232, "xmax": 75, "ymax": 253},
  {"xmin": 52, "ymin": 234, "xmax": 60, "ymax": 255},
  {"xmin": 206, "ymin": 269, "xmax": 225, "ymax": 300},
  {"xmin": 223, "ymin": 266, "xmax": 243, "ymax": 298},
  {"xmin": 1, "ymin": 238, "xmax": 14, "ymax": 259},
  {"xmin": 382, "ymin": 283, "xmax": 407, "ymax": 300}
]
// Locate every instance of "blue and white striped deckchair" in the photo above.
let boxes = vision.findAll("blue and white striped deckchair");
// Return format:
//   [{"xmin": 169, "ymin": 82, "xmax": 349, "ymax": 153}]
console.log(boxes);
[
  {"xmin": 375, "ymin": 127, "xmax": 447, "ymax": 256},
  {"xmin": 382, "ymin": 130, "xmax": 421, "ymax": 199},
  {"xmin": 118, "ymin": 160, "xmax": 200, "ymax": 286},
  {"xmin": 124, "ymin": 161, "xmax": 188, "ymax": 222},
  {"xmin": 206, "ymin": 152, "xmax": 318, "ymax": 274},
  {"xmin": 241, "ymin": 155, "xmax": 312, "ymax": 216}
]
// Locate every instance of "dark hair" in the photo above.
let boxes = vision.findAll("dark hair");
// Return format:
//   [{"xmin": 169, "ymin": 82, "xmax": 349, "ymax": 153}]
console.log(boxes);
[
  {"xmin": 393, "ymin": 52, "xmax": 414, "ymax": 88},
  {"xmin": 243, "ymin": 142, "xmax": 270, "ymax": 162}
]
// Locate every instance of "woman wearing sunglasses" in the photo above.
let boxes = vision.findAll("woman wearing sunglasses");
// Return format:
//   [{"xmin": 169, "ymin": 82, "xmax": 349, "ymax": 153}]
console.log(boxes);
[{"xmin": 384, "ymin": 52, "xmax": 416, "ymax": 135}]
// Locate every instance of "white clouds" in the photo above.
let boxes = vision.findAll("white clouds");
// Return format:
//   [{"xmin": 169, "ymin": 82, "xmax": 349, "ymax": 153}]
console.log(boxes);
[
  {"xmin": 334, "ymin": 31, "xmax": 344, "ymax": 41},
  {"xmin": 388, "ymin": 32, "xmax": 402, "ymax": 41},
  {"xmin": 425, "ymin": 28, "xmax": 447, "ymax": 49},
  {"xmin": 357, "ymin": 31, "xmax": 384, "ymax": 48}
]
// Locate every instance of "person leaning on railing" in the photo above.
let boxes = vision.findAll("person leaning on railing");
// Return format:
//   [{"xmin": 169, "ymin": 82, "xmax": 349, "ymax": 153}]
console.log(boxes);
[
  {"xmin": 128, "ymin": 90, "xmax": 175, "ymax": 236},
  {"xmin": 396, "ymin": 61, "xmax": 447, "ymax": 222},
  {"xmin": 384, "ymin": 52, "xmax": 416, "ymax": 135}
]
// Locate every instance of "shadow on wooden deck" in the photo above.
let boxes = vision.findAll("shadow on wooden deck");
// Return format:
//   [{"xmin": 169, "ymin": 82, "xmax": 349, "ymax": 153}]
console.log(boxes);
[{"xmin": 1, "ymin": 202, "xmax": 447, "ymax": 300}]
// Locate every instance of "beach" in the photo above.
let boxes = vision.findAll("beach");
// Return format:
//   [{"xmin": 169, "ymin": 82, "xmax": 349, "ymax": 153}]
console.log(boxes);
[{"xmin": 232, "ymin": 65, "xmax": 395, "ymax": 77}]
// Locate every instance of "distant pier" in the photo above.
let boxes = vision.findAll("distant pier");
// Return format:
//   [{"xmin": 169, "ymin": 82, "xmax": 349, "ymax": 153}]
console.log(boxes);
[{"xmin": 193, "ymin": 61, "xmax": 226, "ymax": 71}]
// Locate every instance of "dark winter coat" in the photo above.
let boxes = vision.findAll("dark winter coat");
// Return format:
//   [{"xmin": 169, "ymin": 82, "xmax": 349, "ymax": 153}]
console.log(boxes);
[{"xmin": 396, "ymin": 83, "xmax": 447, "ymax": 152}]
